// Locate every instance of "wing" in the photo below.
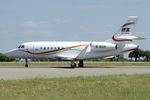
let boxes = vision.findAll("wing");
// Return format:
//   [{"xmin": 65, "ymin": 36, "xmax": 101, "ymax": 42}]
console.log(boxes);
[{"xmin": 55, "ymin": 44, "xmax": 89, "ymax": 60}]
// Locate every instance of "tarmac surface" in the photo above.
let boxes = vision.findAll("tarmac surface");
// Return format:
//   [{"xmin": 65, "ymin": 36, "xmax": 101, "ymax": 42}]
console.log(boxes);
[{"xmin": 0, "ymin": 66, "xmax": 150, "ymax": 80}]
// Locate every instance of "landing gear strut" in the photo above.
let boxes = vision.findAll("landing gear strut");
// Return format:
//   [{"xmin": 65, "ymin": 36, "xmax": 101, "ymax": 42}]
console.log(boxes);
[
  {"xmin": 25, "ymin": 58, "xmax": 29, "ymax": 68},
  {"xmin": 70, "ymin": 60, "xmax": 76, "ymax": 68},
  {"xmin": 78, "ymin": 60, "xmax": 84, "ymax": 67}
]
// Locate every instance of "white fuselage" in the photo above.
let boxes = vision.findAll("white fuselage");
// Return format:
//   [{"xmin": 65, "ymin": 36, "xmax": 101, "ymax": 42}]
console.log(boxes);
[{"xmin": 5, "ymin": 41, "xmax": 138, "ymax": 60}]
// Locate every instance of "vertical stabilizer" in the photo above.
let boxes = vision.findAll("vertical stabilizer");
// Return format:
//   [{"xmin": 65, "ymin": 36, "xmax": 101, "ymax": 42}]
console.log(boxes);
[
  {"xmin": 121, "ymin": 16, "xmax": 138, "ymax": 35},
  {"xmin": 112, "ymin": 16, "xmax": 139, "ymax": 42}
]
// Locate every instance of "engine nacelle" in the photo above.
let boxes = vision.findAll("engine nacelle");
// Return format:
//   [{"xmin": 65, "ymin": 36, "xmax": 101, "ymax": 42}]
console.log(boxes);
[{"xmin": 91, "ymin": 42, "xmax": 117, "ymax": 52}]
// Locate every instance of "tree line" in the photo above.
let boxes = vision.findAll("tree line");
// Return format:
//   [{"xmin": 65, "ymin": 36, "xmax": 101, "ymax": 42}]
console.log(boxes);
[
  {"xmin": 128, "ymin": 48, "xmax": 150, "ymax": 62},
  {"xmin": 0, "ymin": 53, "xmax": 15, "ymax": 62}
]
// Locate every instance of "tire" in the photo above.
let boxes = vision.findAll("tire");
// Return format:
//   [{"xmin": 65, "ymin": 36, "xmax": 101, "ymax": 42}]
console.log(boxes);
[
  {"xmin": 71, "ymin": 63, "xmax": 76, "ymax": 68},
  {"xmin": 78, "ymin": 63, "xmax": 83, "ymax": 67},
  {"xmin": 25, "ymin": 64, "xmax": 28, "ymax": 68}
]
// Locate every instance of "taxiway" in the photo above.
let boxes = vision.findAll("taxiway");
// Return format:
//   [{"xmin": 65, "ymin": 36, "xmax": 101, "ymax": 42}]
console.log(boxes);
[{"xmin": 0, "ymin": 66, "xmax": 150, "ymax": 80}]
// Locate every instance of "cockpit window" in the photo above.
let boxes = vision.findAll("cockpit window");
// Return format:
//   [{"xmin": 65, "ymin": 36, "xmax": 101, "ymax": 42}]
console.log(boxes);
[
  {"xmin": 18, "ymin": 45, "xmax": 25, "ymax": 48},
  {"xmin": 21, "ymin": 45, "xmax": 25, "ymax": 48}
]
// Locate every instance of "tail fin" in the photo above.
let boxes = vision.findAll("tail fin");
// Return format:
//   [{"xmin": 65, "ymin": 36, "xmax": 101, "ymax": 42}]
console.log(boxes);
[
  {"xmin": 112, "ymin": 16, "xmax": 144, "ymax": 42},
  {"xmin": 120, "ymin": 16, "xmax": 138, "ymax": 35}
]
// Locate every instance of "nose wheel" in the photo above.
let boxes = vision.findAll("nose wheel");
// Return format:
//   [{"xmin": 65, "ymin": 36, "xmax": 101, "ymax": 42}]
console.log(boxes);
[
  {"xmin": 25, "ymin": 64, "xmax": 28, "ymax": 67},
  {"xmin": 25, "ymin": 58, "xmax": 29, "ymax": 68}
]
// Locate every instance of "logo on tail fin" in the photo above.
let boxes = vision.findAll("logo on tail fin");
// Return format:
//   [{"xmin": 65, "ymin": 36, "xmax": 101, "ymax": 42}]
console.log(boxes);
[
  {"xmin": 121, "ymin": 21, "xmax": 135, "ymax": 34},
  {"xmin": 121, "ymin": 28, "xmax": 130, "ymax": 33}
]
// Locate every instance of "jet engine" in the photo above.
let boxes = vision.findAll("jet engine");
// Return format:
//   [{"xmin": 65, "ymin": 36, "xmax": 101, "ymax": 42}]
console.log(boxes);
[{"xmin": 91, "ymin": 42, "xmax": 117, "ymax": 52}]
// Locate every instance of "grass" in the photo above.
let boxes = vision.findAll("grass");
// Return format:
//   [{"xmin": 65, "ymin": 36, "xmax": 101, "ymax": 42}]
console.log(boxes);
[
  {"xmin": 0, "ymin": 61, "xmax": 150, "ymax": 67},
  {"xmin": 0, "ymin": 74, "xmax": 150, "ymax": 100}
]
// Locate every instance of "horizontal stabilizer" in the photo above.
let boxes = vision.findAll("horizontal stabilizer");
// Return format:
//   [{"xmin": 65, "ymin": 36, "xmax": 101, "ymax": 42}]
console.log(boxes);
[{"xmin": 116, "ymin": 35, "xmax": 145, "ymax": 41}]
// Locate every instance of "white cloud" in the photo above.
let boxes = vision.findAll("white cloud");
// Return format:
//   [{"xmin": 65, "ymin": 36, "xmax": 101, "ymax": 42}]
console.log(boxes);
[{"xmin": 23, "ymin": 21, "xmax": 49, "ymax": 29}]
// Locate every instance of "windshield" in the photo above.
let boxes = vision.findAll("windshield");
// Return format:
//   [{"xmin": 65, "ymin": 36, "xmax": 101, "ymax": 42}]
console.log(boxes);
[{"xmin": 18, "ymin": 45, "xmax": 25, "ymax": 48}]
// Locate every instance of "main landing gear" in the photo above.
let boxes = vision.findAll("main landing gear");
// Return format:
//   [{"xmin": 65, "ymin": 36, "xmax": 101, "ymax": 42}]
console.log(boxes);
[
  {"xmin": 25, "ymin": 58, "xmax": 29, "ymax": 68},
  {"xmin": 71, "ymin": 60, "xmax": 76, "ymax": 68},
  {"xmin": 70, "ymin": 60, "xmax": 84, "ymax": 68},
  {"xmin": 78, "ymin": 60, "xmax": 84, "ymax": 67}
]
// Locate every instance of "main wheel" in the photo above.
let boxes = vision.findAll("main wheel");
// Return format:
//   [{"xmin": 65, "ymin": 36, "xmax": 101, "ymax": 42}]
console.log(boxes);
[
  {"xmin": 25, "ymin": 64, "xmax": 28, "ymax": 68},
  {"xmin": 78, "ymin": 60, "xmax": 84, "ymax": 67},
  {"xmin": 78, "ymin": 63, "xmax": 83, "ymax": 67},
  {"xmin": 71, "ymin": 63, "xmax": 76, "ymax": 68}
]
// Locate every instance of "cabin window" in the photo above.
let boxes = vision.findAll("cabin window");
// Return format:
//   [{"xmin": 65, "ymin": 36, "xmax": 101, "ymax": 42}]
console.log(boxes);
[
  {"xmin": 47, "ymin": 47, "xmax": 49, "ymax": 50},
  {"xmin": 51, "ymin": 47, "xmax": 53, "ymax": 50},
  {"xmin": 44, "ymin": 47, "xmax": 46, "ymax": 50},
  {"xmin": 40, "ymin": 47, "xmax": 42, "ymax": 49},
  {"xmin": 58, "ymin": 47, "xmax": 60, "ymax": 49},
  {"xmin": 96, "ymin": 45, "xmax": 98, "ymax": 48},
  {"xmin": 21, "ymin": 45, "xmax": 25, "ymax": 48}
]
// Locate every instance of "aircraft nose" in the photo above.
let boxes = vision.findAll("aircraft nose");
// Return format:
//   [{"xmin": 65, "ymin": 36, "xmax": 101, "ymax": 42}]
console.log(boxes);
[{"xmin": 5, "ymin": 49, "xmax": 18, "ymax": 58}]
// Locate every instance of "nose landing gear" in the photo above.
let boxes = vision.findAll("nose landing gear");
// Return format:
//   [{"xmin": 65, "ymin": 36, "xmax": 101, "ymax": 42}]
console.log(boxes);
[{"xmin": 25, "ymin": 58, "xmax": 29, "ymax": 67}]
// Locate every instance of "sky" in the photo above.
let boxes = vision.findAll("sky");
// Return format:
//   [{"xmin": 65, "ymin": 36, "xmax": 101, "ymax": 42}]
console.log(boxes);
[{"xmin": 0, "ymin": 0, "xmax": 150, "ymax": 53}]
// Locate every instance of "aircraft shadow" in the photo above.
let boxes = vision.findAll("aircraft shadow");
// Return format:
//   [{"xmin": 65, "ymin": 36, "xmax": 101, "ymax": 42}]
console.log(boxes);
[
  {"xmin": 50, "ymin": 66, "xmax": 115, "ymax": 69},
  {"xmin": 0, "ymin": 66, "xmax": 117, "ymax": 69}
]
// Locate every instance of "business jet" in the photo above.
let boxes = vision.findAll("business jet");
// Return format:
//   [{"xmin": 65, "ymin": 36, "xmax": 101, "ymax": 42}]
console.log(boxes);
[{"xmin": 5, "ymin": 16, "xmax": 144, "ymax": 68}]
